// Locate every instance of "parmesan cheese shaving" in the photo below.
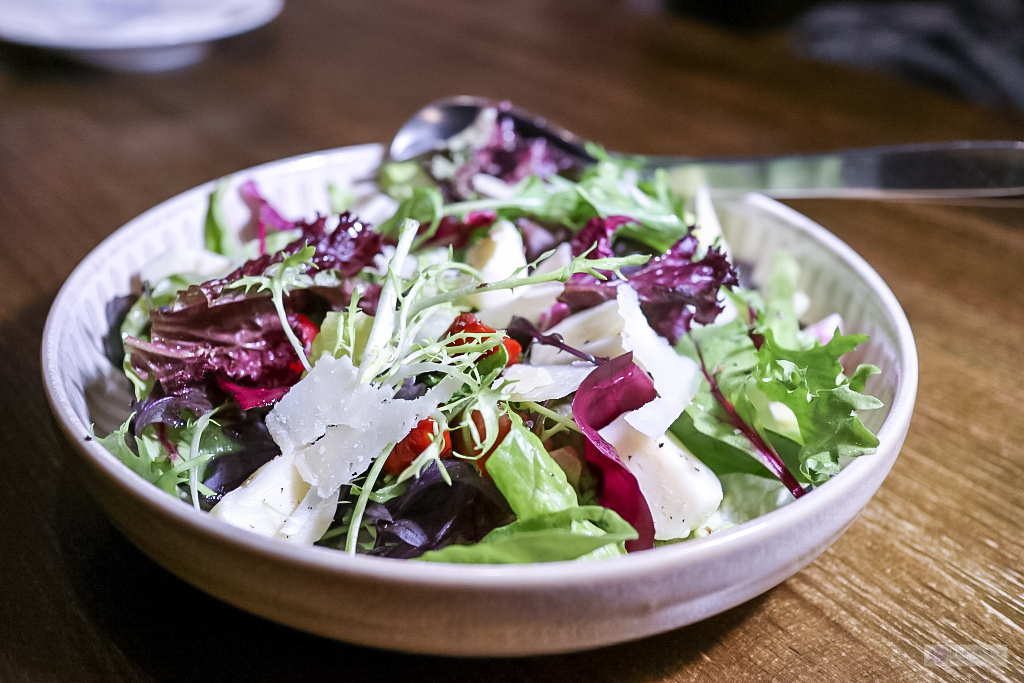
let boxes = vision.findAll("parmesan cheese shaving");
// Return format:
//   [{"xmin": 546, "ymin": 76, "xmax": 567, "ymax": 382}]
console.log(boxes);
[
  {"xmin": 500, "ymin": 362, "xmax": 596, "ymax": 401},
  {"xmin": 617, "ymin": 285, "xmax": 699, "ymax": 437},
  {"xmin": 266, "ymin": 355, "xmax": 459, "ymax": 497}
]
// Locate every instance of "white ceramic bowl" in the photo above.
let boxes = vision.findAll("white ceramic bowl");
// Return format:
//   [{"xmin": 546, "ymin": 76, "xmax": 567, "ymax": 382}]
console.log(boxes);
[{"xmin": 42, "ymin": 144, "xmax": 918, "ymax": 656}]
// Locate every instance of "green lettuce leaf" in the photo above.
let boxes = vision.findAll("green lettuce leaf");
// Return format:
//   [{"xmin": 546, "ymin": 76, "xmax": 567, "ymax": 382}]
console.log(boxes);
[
  {"xmin": 484, "ymin": 413, "xmax": 578, "ymax": 518},
  {"xmin": 755, "ymin": 328, "xmax": 882, "ymax": 483},
  {"xmin": 310, "ymin": 308, "xmax": 372, "ymax": 366},
  {"xmin": 674, "ymin": 248, "xmax": 883, "ymax": 490},
  {"xmin": 715, "ymin": 472, "xmax": 794, "ymax": 527},
  {"xmin": 418, "ymin": 414, "xmax": 635, "ymax": 563},
  {"xmin": 417, "ymin": 506, "xmax": 637, "ymax": 564}
]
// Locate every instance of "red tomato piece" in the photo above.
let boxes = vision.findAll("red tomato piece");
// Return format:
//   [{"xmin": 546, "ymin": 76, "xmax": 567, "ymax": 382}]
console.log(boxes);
[
  {"xmin": 293, "ymin": 314, "xmax": 320, "ymax": 349},
  {"xmin": 501, "ymin": 337, "xmax": 521, "ymax": 365},
  {"xmin": 452, "ymin": 411, "xmax": 513, "ymax": 477},
  {"xmin": 383, "ymin": 418, "xmax": 452, "ymax": 476},
  {"xmin": 444, "ymin": 312, "xmax": 519, "ymax": 367}
]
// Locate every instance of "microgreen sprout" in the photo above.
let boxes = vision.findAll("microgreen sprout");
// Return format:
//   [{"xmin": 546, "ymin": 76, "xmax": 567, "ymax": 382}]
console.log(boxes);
[
  {"xmin": 345, "ymin": 442, "xmax": 393, "ymax": 555},
  {"xmin": 186, "ymin": 407, "xmax": 222, "ymax": 510}
]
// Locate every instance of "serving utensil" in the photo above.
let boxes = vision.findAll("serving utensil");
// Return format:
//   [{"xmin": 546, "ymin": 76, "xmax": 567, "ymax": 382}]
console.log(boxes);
[{"xmin": 390, "ymin": 95, "xmax": 1024, "ymax": 201}]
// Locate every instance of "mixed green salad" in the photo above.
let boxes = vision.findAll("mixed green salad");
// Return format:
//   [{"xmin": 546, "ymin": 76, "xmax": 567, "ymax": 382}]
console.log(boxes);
[{"xmin": 99, "ymin": 108, "xmax": 883, "ymax": 563}]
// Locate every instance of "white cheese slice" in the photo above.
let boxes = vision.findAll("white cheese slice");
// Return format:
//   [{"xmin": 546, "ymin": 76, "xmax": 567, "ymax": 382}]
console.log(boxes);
[
  {"xmin": 500, "ymin": 362, "xmax": 596, "ymax": 402},
  {"xmin": 462, "ymin": 220, "xmax": 528, "ymax": 310},
  {"xmin": 209, "ymin": 451, "xmax": 339, "ymax": 545},
  {"xmin": 277, "ymin": 485, "xmax": 340, "ymax": 545},
  {"xmin": 616, "ymin": 285, "xmax": 700, "ymax": 437},
  {"xmin": 266, "ymin": 355, "xmax": 459, "ymax": 497},
  {"xmin": 209, "ymin": 451, "xmax": 309, "ymax": 537},
  {"xmin": 598, "ymin": 414, "xmax": 722, "ymax": 540}
]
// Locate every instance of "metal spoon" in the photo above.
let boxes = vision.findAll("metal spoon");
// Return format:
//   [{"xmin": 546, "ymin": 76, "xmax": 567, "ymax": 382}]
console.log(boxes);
[{"xmin": 390, "ymin": 95, "xmax": 1024, "ymax": 201}]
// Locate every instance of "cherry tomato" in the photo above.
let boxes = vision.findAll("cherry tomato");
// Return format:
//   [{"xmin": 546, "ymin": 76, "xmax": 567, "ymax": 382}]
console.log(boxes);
[
  {"xmin": 444, "ymin": 313, "xmax": 519, "ymax": 367},
  {"xmin": 501, "ymin": 337, "xmax": 521, "ymax": 365},
  {"xmin": 383, "ymin": 418, "xmax": 452, "ymax": 476}
]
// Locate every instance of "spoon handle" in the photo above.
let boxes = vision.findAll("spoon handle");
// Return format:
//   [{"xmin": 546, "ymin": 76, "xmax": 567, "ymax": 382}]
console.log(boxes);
[{"xmin": 635, "ymin": 141, "xmax": 1024, "ymax": 200}]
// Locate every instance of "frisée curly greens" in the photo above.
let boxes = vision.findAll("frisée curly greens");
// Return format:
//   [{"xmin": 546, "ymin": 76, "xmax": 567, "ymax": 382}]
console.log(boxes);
[{"xmin": 98, "ymin": 109, "xmax": 883, "ymax": 563}]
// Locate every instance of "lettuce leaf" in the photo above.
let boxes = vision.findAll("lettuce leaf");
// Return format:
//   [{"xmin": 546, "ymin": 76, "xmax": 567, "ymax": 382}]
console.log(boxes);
[
  {"xmin": 418, "ymin": 414, "xmax": 635, "ymax": 563},
  {"xmin": 204, "ymin": 179, "xmax": 241, "ymax": 258},
  {"xmin": 754, "ymin": 329, "xmax": 882, "ymax": 483},
  {"xmin": 674, "ymin": 259, "xmax": 882, "ymax": 491},
  {"xmin": 484, "ymin": 413, "xmax": 579, "ymax": 518},
  {"xmin": 417, "ymin": 506, "xmax": 636, "ymax": 564}
]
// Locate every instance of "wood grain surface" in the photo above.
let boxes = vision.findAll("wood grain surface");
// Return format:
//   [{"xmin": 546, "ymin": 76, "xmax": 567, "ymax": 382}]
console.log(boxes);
[{"xmin": 1, "ymin": 1, "xmax": 1022, "ymax": 680}]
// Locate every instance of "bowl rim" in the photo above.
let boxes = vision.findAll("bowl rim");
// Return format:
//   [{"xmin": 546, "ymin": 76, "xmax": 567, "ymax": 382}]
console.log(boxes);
[{"xmin": 42, "ymin": 143, "xmax": 919, "ymax": 589}]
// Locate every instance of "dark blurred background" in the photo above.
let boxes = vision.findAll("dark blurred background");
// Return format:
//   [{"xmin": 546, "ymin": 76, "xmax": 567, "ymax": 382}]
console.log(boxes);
[{"xmin": 669, "ymin": 0, "xmax": 1024, "ymax": 111}]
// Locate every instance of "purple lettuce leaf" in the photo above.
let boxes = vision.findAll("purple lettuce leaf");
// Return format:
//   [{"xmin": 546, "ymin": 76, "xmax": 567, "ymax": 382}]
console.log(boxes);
[
  {"xmin": 559, "ymin": 215, "xmax": 640, "ymax": 310},
  {"xmin": 133, "ymin": 384, "xmax": 214, "ymax": 436},
  {"xmin": 631, "ymin": 241, "xmax": 738, "ymax": 343},
  {"xmin": 201, "ymin": 411, "xmax": 282, "ymax": 505},
  {"xmin": 450, "ymin": 113, "xmax": 578, "ymax": 200},
  {"xmin": 517, "ymin": 217, "xmax": 571, "ymax": 263},
  {"xmin": 127, "ymin": 212, "xmax": 383, "ymax": 399},
  {"xmin": 366, "ymin": 460, "xmax": 514, "ymax": 559},
  {"xmin": 571, "ymin": 352, "xmax": 657, "ymax": 552},
  {"xmin": 420, "ymin": 210, "xmax": 496, "ymax": 249},
  {"xmin": 301, "ymin": 213, "xmax": 383, "ymax": 278},
  {"xmin": 181, "ymin": 212, "xmax": 382, "ymax": 306},
  {"xmin": 126, "ymin": 296, "xmax": 307, "ymax": 396},
  {"xmin": 568, "ymin": 215, "xmax": 637, "ymax": 260},
  {"xmin": 560, "ymin": 222, "xmax": 740, "ymax": 343}
]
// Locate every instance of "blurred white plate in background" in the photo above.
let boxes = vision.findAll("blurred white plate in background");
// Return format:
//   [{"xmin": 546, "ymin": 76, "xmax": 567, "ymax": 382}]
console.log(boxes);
[{"xmin": 0, "ymin": 0, "xmax": 283, "ymax": 71}]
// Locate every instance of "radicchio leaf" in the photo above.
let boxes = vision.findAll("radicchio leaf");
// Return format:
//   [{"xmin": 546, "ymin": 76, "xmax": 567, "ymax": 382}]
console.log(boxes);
[
  {"xmin": 216, "ymin": 376, "xmax": 291, "ymax": 411},
  {"xmin": 239, "ymin": 180, "xmax": 295, "ymax": 233},
  {"xmin": 571, "ymin": 352, "xmax": 657, "ymax": 551}
]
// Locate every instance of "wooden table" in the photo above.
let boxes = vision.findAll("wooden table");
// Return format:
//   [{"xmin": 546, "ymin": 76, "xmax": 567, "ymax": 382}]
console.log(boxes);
[{"xmin": 2, "ymin": 1, "xmax": 1022, "ymax": 680}]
